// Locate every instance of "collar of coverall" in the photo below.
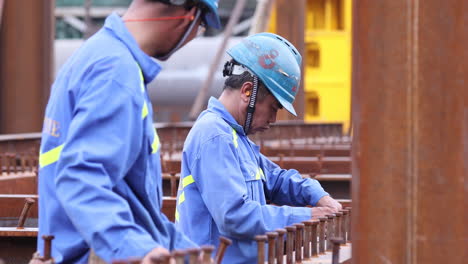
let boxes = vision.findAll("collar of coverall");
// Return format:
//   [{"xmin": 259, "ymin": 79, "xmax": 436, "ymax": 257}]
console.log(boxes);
[
  {"xmin": 104, "ymin": 13, "xmax": 162, "ymax": 82},
  {"xmin": 207, "ymin": 97, "xmax": 246, "ymax": 136}
]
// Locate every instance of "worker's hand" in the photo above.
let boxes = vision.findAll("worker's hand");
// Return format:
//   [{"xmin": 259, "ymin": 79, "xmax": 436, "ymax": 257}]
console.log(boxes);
[
  {"xmin": 316, "ymin": 195, "xmax": 342, "ymax": 212},
  {"xmin": 311, "ymin": 206, "xmax": 338, "ymax": 219},
  {"xmin": 141, "ymin": 247, "xmax": 173, "ymax": 264}
]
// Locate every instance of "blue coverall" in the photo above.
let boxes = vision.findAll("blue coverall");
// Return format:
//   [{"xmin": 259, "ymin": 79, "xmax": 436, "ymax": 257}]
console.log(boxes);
[
  {"xmin": 175, "ymin": 97, "xmax": 329, "ymax": 264},
  {"xmin": 38, "ymin": 13, "xmax": 195, "ymax": 263}
]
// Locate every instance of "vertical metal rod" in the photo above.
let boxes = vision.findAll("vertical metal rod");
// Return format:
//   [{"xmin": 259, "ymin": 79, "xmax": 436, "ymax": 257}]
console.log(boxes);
[
  {"xmin": 20, "ymin": 153, "xmax": 26, "ymax": 172},
  {"xmin": 17, "ymin": 197, "xmax": 35, "ymax": 228},
  {"xmin": 187, "ymin": 248, "xmax": 201, "ymax": 264},
  {"xmin": 311, "ymin": 220, "xmax": 319, "ymax": 257},
  {"xmin": 303, "ymin": 221, "xmax": 313, "ymax": 259},
  {"xmin": 317, "ymin": 154, "xmax": 323, "ymax": 175},
  {"xmin": 0, "ymin": 154, "xmax": 4, "ymax": 175},
  {"xmin": 254, "ymin": 235, "xmax": 267, "ymax": 264},
  {"xmin": 172, "ymin": 249, "xmax": 188, "ymax": 264},
  {"xmin": 294, "ymin": 223, "xmax": 304, "ymax": 262},
  {"xmin": 326, "ymin": 214, "xmax": 335, "ymax": 251},
  {"xmin": 214, "ymin": 236, "xmax": 232, "ymax": 264},
  {"xmin": 278, "ymin": 153, "xmax": 285, "ymax": 168},
  {"xmin": 340, "ymin": 209, "xmax": 349, "ymax": 243},
  {"xmin": 285, "ymin": 226, "xmax": 296, "ymax": 263},
  {"xmin": 318, "ymin": 217, "xmax": 327, "ymax": 254},
  {"xmin": 345, "ymin": 207, "xmax": 351, "ymax": 241},
  {"xmin": 201, "ymin": 245, "xmax": 215, "ymax": 264},
  {"xmin": 275, "ymin": 228, "xmax": 286, "ymax": 264},
  {"xmin": 330, "ymin": 238, "xmax": 344, "ymax": 264},
  {"xmin": 266, "ymin": 232, "xmax": 278, "ymax": 264},
  {"xmin": 0, "ymin": 0, "xmax": 4, "ymax": 27},
  {"xmin": 6, "ymin": 154, "xmax": 11, "ymax": 174},
  {"xmin": 42, "ymin": 235, "xmax": 55, "ymax": 260},
  {"xmin": 335, "ymin": 212, "xmax": 343, "ymax": 240},
  {"xmin": 170, "ymin": 171, "xmax": 177, "ymax": 197}
]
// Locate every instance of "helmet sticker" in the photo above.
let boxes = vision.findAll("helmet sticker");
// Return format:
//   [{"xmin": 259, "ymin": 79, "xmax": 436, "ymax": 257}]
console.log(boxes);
[{"xmin": 258, "ymin": 49, "xmax": 279, "ymax": 69}]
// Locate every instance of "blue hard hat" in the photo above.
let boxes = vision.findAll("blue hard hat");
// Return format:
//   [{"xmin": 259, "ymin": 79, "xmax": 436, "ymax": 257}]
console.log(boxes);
[
  {"xmin": 227, "ymin": 33, "xmax": 302, "ymax": 116},
  {"xmin": 197, "ymin": 0, "xmax": 221, "ymax": 29}
]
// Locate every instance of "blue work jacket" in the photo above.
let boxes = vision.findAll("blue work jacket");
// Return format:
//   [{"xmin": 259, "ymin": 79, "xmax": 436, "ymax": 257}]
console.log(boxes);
[
  {"xmin": 38, "ymin": 13, "xmax": 195, "ymax": 263},
  {"xmin": 175, "ymin": 97, "xmax": 329, "ymax": 264}
]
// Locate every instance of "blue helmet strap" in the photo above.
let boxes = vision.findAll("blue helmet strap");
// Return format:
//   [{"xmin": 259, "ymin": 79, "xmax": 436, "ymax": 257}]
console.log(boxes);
[{"xmin": 243, "ymin": 75, "xmax": 258, "ymax": 135}]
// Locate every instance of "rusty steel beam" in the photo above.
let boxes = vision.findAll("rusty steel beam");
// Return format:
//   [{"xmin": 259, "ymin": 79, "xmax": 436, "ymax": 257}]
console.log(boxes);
[
  {"xmin": 351, "ymin": 0, "xmax": 466, "ymax": 263},
  {"xmin": 0, "ymin": 1, "xmax": 54, "ymax": 134}
]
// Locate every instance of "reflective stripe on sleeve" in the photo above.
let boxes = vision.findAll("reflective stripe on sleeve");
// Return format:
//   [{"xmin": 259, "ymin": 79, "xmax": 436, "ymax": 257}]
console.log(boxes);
[
  {"xmin": 232, "ymin": 128, "xmax": 238, "ymax": 148},
  {"xmin": 182, "ymin": 175, "xmax": 195, "ymax": 188},
  {"xmin": 142, "ymin": 101, "xmax": 148, "ymax": 119},
  {"xmin": 137, "ymin": 65, "xmax": 145, "ymax": 92},
  {"xmin": 176, "ymin": 175, "xmax": 195, "ymax": 222},
  {"xmin": 178, "ymin": 192, "xmax": 185, "ymax": 205},
  {"xmin": 39, "ymin": 144, "xmax": 64, "ymax": 168},
  {"xmin": 137, "ymin": 64, "xmax": 148, "ymax": 119},
  {"xmin": 175, "ymin": 208, "xmax": 180, "ymax": 222},
  {"xmin": 255, "ymin": 167, "xmax": 265, "ymax": 180},
  {"xmin": 151, "ymin": 128, "xmax": 160, "ymax": 154}
]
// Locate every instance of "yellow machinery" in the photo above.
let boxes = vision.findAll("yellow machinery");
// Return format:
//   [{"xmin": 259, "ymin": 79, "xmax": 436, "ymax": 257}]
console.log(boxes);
[{"xmin": 269, "ymin": 0, "xmax": 352, "ymax": 131}]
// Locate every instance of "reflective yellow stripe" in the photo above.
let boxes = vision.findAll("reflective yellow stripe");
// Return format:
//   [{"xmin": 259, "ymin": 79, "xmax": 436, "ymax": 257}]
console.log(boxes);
[
  {"xmin": 151, "ymin": 128, "xmax": 160, "ymax": 154},
  {"xmin": 178, "ymin": 192, "xmax": 185, "ymax": 205},
  {"xmin": 142, "ymin": 101, "xmax": 148, "ymax": 119},
  {"xmin": 232, "ymin": 128, "xmax": 238, "ymax": 148},
  {"xmin": 176, "ymin": 175, "xmax": 195, "ymax": 222},
  {"xmin": 255, "ymin": 167, "xmax": 265, "ymax": 180},
  {"xmin": 137, "ymin": 65, "xmax": 147, "ymax": 118},
  {"xmin": 39, "ymin": 144, "xmax": 64, "ymax": 168},
  {"xmin": 137, "ymin": 66, "xmax": 145, "ymax": 92},
  {"xmin": 182, "ymin": 175, "xmax": 195, "ymax": 188}
]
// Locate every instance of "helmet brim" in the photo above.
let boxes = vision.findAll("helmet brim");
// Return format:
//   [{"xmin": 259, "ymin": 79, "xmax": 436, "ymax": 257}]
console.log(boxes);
[
  {"xmin": 270, "ymin": 88, "xmax": 298, "ymax": 116},
  {"xmin": 202, "ymin": 3, "xmax": 221, "ymax": 29}
]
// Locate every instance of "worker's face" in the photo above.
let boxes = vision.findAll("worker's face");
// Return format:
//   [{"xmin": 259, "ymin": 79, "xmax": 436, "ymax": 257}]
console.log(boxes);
[
  {"xmin": 248, "ymin": 93, "xmax": 281, "ymax": 135},
  {"xmin": 166, "ymin": 7, "xmax": 204, "ymax": 55},
  {"xmin": 177, "ymin": 11, "xmax": 204, "ymax": 46},
  {"xmin": 152, "ymin": 7, "xmax": 203, "ymax": 60}
]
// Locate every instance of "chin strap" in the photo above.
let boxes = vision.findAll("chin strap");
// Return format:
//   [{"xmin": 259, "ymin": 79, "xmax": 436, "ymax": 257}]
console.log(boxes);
[
  {"xmin": 223, "ymin": 61, "xmax": 259, "ymax": 135},
  {"xmin": 156, "ymin": 8, "xmax": 201, "ymax": 60},
  {"xmin": 243, "ymin": 75, "xmax": 258, "ymax": 135}
]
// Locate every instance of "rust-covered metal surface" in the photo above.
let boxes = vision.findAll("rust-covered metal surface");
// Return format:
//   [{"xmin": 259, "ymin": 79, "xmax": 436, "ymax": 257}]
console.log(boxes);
[
  {"xmin": 0, "ymin": 0, "xmax": 54, "ymax": 134},
  {"xmin": 351, "ymin": 0, "xmax": 466, "ymax": 263},
  {"xmin": 0, "ymin": 121, "xmax": 344, "ymax": 153}
]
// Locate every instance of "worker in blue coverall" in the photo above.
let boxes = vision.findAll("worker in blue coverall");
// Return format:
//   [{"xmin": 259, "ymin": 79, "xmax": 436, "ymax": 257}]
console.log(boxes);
[
  {"xmin": 175, "ymin": 33, "xmax": 343, "ymax": 264},
  {"xmin": 37, "ymin": 0, "xmax": 220, "ymax": 263}
]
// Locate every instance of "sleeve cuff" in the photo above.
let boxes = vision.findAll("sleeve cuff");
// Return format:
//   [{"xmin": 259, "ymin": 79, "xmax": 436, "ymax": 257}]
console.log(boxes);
[
  {"xmin": 288, "ymin": 207, "xmax": 313, "ymax": 225},
  {"xmin": 310, "ymin": 191, "xmax": 329, "ymax": 206}
]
